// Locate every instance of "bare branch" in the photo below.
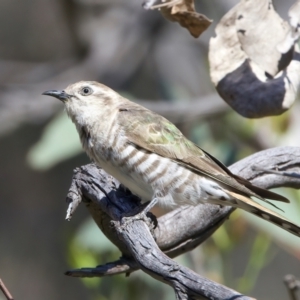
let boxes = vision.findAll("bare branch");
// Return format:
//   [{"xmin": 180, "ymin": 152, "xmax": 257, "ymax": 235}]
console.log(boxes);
[
  {"xmin": 115, "ymin": 216, "xmax": 254, "ymax": 300},
  {"xmin": 251, "ymin": 166, "xmax": 300, "ymax": 180},
  {"xmin": 0, "ymin": 278, "xmax": 14, "ymax": 300},
  {"xmin": 284, "ymin": 274, "xmax": 300, "ymax": 300},
  {"xmin": 229, "ymin": 146, "xmax": 300, "ymax": 189},
  {"xmin": 64, "ymin": 146, "xmax": 300, "ymax": 299},
  {"xmin": 143, "ymin": 0, "xmax": 161, "ymax": 9},
  {"xmin": 65, "ymin": 167, "xmax": 251, "ymax": 299},
  {"xmin": 141, "ymin": 94, "xmax": 228, "ymax": 124},
  {"xmin": 66, "ymin": 257, "xmax": 138, "ymax": 278}
]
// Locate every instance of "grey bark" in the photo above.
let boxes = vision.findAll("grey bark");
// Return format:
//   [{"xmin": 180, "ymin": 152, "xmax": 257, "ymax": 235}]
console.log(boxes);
[{"xmin": 64, "ymin": 146, "xmax": 300, "ymax": 299}]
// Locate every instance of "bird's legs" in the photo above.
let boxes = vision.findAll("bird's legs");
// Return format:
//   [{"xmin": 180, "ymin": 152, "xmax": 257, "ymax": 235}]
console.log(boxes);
[
  {"xmin": 121, "ymin": 198, "xmax": 158, "ymax": 229},
  {"xmin": 142, "ymin": 198, "xmax": 158, "ymax": 214}
]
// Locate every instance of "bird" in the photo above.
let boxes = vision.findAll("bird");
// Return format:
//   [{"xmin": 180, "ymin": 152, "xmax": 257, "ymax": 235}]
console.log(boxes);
[{"xmin": 43, "ymin": 81, "xmax": 300, "ymax": 237}]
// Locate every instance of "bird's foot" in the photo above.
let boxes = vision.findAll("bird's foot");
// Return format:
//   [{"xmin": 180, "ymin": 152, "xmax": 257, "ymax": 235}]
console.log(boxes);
[{"xmin": 121, "ymin": 198, "xmax": 158, "ymax": 231}]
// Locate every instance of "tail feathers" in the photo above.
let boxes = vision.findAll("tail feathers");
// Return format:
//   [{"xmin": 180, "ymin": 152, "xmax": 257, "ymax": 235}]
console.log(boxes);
[
  {"xmin": 246, "ymin": 183, "xmax": 290, "ymax": 203},
  {"xmin": 233, "ymin": 174, "xmax": 290, "ymax": 203},
  {"xmin": 226, "ymin": 191, "xmax": 300, "ymax": 238}
]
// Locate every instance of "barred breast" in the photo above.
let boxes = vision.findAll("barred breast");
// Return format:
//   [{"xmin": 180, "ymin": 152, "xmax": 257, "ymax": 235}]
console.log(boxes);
[
  {"xmin": 78, "ymin": 123, "xmax": 230, "ymax": 210},
  {"xmin": 104, "ymin": 137, "xmax": 230, "ymax": 210}
]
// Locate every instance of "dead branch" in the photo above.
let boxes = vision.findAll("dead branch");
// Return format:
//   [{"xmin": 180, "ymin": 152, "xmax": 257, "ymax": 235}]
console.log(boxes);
[
  {"xmin": 64, "ymin": 146, "xmax": 300, "ymax": 299},
  {"xmin": 0, "ymin": 278, "xmax": 14, "ymax": 300},
  {"xmin": 284, "ymin": 274, "xmax": 300, "ymax": 300}
]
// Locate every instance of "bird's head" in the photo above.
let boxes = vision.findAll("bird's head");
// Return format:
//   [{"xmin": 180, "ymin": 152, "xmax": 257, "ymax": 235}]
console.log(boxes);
[{"xmin": 42, "ymin": 81, "xmax": 120, "ymax": 125}]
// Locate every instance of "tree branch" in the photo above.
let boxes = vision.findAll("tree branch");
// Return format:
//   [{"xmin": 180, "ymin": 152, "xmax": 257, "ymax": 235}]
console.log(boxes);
[
  {"xmin": 64, "ymin": 146, "xmax": 300, "ymax": 299},
  {"xmin": 284, "ymin": 274, "xmax": 300, "ymax": 300},
  {"xmin": 0, "ymin": 278, "xmax": 14, "ymax": 300}
]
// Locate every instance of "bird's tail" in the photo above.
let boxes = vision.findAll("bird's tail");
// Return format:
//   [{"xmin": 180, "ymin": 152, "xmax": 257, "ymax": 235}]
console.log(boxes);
[{"xmin": 223, "ymin": 191, "xmax": 300, "ymax": 237}]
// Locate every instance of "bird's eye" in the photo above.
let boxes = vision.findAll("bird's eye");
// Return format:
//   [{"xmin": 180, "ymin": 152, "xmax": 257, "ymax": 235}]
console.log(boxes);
[{"xmin": 81, "ymin": 87, "xmax": 93, "ymax": 96}]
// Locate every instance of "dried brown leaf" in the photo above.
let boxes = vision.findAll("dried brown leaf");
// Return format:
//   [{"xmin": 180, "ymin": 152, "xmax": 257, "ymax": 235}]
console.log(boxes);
[{"xmin": 152, "ymin": 0, "xmax": 212, "ymax": 38}]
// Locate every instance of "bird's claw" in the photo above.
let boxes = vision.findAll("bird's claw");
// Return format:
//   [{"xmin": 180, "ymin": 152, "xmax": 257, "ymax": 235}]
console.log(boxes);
[{"xmin": 120, "ymin": 198, "xmax": 158, "ymax": 231}]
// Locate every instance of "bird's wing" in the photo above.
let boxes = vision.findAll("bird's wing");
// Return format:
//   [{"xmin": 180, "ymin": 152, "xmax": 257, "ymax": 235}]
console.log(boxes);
[{"xmin": 117, "ymin": 105, "xmax": 289, "ymax": 203}]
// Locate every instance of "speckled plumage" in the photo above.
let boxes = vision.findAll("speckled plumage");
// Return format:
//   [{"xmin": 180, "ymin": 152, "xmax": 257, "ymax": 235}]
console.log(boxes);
[{"xmin": 43, "ymin": 81, "xmax": 300, "ymax": 237}]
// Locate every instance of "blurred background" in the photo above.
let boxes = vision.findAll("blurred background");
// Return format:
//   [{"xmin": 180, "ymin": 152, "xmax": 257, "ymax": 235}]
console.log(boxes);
[{"xmin": 1, "ymin": 0, "xmax": 300, "ymax": 299}]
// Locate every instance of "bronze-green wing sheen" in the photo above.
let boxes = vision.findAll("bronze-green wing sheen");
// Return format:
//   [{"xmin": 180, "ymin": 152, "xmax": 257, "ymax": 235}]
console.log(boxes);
[
  {"xmin": 118, "ymin": 105, "xmax": 287, "ymax": 203},
  {"xmin": 43, "ymin": 81, "xmax": 300, "ymax": 237}
]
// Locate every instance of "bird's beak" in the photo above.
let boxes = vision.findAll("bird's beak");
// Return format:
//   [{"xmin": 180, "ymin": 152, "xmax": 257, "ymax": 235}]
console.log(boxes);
[{"xmin": 42, "ymin": 90, "xmax": 70, "ymax": 102}]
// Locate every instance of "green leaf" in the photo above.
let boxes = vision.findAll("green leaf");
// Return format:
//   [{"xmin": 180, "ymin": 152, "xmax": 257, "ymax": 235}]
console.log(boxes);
[{"xmin": 27, "ymin": 111, "xmax": 82, "ymax": 170}]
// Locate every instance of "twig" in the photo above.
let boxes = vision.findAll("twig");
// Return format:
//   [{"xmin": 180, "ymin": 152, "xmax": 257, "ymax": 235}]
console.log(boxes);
[
  {"xmin": 0, "ymin": 278, "xmax": 14, "ymax": 300},
  {"xmin": 142, "ymin": 0, "xmax": 161, "ymax": 9},
  {"xmin": 65, "ymin": 258, "xmax": 139, "ymax": 277},
  {"xmin": 284, "ymin": 274, "xmax": 300, "ymax": 300},
  {"xmin": 251, "ymin": 165, "xmax": 300, "ymax": 179}
]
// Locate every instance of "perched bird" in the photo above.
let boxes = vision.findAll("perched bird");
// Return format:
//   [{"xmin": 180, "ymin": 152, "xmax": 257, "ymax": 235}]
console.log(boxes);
[{"xmin": 43, "ymin": 81, "xmax": 300, "ymax": 237}]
